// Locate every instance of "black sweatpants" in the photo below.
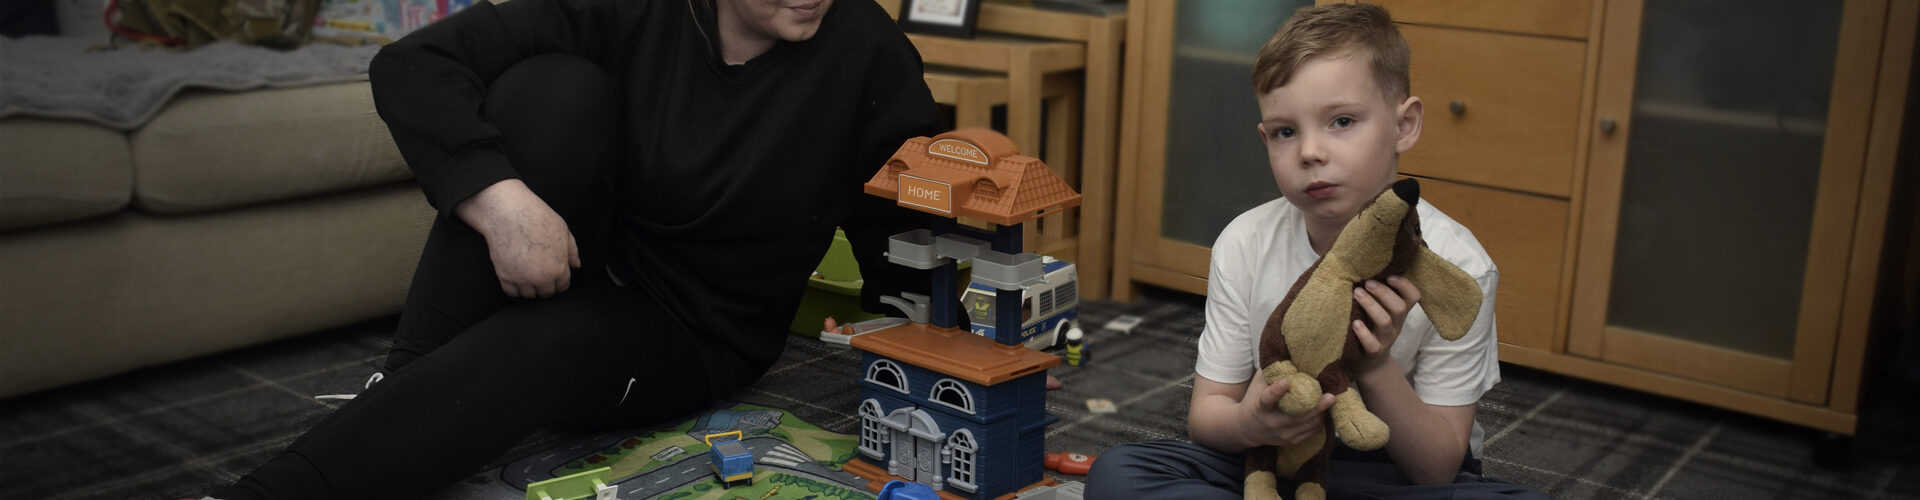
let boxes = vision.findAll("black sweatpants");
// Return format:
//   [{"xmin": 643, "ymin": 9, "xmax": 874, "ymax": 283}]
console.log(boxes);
[{"xmin": 218, "ymin": 54, "xmax": 762, "ymax": 500}]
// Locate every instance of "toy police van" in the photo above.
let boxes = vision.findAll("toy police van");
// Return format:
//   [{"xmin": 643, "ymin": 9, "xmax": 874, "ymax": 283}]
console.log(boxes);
[{"xmin": 961, "ymin": 256, "xmax": 1079, "ymax": 350}]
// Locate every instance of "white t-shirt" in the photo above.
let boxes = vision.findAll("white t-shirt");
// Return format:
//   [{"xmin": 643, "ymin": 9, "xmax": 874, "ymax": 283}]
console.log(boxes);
[{"xmin": 1195, "ymin": 197, "xmax": 1502, "ymax": 454}]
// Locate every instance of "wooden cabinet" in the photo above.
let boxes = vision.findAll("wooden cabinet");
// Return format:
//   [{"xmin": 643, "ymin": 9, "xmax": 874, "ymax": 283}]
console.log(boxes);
[
  {"xmin": 1398, "ymin": 24, "xmax": 1585, "ymax": 197},
  {"xmin": 1113, "ymin": 0, "xmax": 1917, "ymax": 436},
  {"xmin": 1546, "ymin": 0, "xmax": 1917, "ymax": 434},
  {"xmin": 1417, "ymin": 178, "xmax": 1569, "ymax": 354}
]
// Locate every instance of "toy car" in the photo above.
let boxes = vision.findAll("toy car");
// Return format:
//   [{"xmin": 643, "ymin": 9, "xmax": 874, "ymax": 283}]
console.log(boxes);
[
  {"xmin": 703, "ymin": 431, "xmax": 754, "ymax": 488},
  {"xmin": 523, "ymin": 466, "xmax": 616, "ymax": 500},
  {"xmin": 1044, "ymin": 451, "xmax": 1097, "ymax": 475},
  {"xmin": 876, "ymin": 479, "xmax": 940, "ymax": 500}
]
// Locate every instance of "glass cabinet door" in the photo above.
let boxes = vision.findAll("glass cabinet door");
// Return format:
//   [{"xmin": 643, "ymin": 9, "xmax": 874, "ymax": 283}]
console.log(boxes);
[
  {"xmin": 1121, "ymin": 0, "xmax": 1309, "ymax": 292},
  {"xmin": 1571, "ymin": 0, "xmax": 1887, "ymax": 403},
  {"xmin": 1159, "ymin": 0, "xmax": 1307, "ymax": 247}
]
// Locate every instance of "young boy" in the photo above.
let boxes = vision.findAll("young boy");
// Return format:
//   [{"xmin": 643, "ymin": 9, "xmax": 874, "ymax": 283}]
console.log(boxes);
[{"xmin": 1087, "ymin": 4, "xmax": 1545, "ymax": 499}]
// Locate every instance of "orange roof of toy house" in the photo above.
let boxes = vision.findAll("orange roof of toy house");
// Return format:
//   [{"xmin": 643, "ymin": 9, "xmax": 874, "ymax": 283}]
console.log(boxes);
[
  {"xmin": 851, "ymin": 322, "xmax": 1060, "ymax": 386},
  {"xmin": 865, "ymin": 128, "xmax": 1083, "ymax": 226}
]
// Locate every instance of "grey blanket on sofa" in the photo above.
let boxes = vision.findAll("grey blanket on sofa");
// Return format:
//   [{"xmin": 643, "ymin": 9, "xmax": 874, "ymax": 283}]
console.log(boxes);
[{"xmin": 0, "ymin": 36, "xmax": 381, "ymax": 130}]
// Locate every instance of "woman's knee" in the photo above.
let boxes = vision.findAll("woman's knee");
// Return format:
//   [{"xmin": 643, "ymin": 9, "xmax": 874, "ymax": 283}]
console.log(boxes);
[
  {"xmin": 487, "ymin": 53, "xmax": 617, "ymax": 117},
  {"xmin": 483, "ymin": 53, "xmax": 622, "ymax": 214}
]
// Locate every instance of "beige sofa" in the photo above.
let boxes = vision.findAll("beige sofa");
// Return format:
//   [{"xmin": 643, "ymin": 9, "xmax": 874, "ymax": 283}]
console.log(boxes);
[{"xmin": 0, "ymin": 81, "xmax": 435, "ymax": 398}]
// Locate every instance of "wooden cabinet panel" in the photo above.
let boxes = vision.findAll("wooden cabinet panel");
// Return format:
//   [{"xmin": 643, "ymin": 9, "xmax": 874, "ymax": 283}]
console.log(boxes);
[
  {"xmin": 1401, "ymin": 25, "xmax": 1584, "ymax": 197},
  {"xmin": 1414, "ymin": 177, "xmax": 1566, "ymax": 352},
  {"xmin": 1373, "ymin": 0, "xmax": 1591, "ymax": 39}
]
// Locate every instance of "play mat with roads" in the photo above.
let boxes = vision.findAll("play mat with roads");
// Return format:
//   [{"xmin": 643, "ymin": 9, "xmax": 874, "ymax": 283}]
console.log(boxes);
[{"xmin": 432, "ymin": 401, "xmax": 878, "ymax": 500}]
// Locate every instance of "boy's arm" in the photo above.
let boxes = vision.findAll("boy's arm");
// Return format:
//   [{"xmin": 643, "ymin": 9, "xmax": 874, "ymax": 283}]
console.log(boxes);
[
  {"xmin": 1352, "ymin": 233, "xmax": 1501, "ymax": 483},
  {"xmin": 1355, "ymin": 359, "xmax": 1475, "ymax": 484},
  {"xmin": 1188, "ymin": 373, "xmax": 1336, "ymax": 454}
]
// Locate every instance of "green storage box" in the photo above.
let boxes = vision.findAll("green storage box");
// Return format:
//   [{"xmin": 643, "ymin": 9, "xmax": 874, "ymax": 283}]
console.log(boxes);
[{"xmin": 789, "ymin": 229, "xmax": 884, "ymax": 338}]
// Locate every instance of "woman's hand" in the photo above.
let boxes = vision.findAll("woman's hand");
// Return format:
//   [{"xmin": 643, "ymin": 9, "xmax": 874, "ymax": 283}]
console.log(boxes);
[{"xmin": 457, "ymin": 179, "xmax": 580, "ymax": 299}]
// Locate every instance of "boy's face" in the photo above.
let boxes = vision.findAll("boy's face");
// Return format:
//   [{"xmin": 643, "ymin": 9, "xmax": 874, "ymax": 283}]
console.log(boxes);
[{"xmin": 1255, "ymin": 49, "xmax": 1422, "ymax": 226}]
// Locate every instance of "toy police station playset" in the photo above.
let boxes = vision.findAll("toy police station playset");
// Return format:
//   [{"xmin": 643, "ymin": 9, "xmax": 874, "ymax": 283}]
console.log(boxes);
[{"xmin": 837, "ymin": 128, "xmax": 1085, "ymax": 499}]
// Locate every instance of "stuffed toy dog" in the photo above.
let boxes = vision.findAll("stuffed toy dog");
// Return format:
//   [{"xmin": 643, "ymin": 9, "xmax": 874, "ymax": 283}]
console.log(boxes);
[{"xmin": 1245, "ymin": 178, "xmax": 1484, "ymax": 500}]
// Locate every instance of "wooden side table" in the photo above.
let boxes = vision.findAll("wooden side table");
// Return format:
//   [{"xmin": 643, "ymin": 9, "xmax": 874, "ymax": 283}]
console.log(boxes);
[{"xmin": 878, "ymin": 0, "xmax": 1126, "ymax": 299}]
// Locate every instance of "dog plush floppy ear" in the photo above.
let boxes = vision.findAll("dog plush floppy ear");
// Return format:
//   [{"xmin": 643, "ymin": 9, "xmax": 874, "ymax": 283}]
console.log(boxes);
[{"xmin": 1391, "ymin": 180, "xmax": 1482, "ymax": 341}]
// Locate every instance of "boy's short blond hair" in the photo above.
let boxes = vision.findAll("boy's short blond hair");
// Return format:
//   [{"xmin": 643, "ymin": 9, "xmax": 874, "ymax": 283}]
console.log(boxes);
[{"xmin": 1251, "ymin": 3, "xmax": 1410, "ymax": 103}]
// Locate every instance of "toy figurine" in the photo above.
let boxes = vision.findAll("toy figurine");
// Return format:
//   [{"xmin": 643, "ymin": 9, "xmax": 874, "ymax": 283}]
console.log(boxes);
[{"xmin": 1064, "ymin": 327, "xmax": 1085, "ymax": 366}]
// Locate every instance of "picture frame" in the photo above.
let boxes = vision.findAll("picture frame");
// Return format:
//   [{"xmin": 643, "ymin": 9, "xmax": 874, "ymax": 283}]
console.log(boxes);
[{"xmin": 897, "ymin": 0, "xmax": 982, "ymax": 39}]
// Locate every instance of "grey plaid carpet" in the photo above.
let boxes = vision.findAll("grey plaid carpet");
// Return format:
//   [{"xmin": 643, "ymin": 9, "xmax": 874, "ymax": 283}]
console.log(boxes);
[{"xmin": 2, "ymin": 291, "xmax": 1916, "ymax": 499}]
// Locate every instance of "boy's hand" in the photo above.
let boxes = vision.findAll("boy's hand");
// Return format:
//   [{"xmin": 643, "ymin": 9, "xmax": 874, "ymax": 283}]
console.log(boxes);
[
  {"xmin": 1353, "ymin": 276, "xmax": 1421, "ymax": 365},
  {"xmin": 1242, "ymin": 376, "xmax": 1336, "ymax": 446}
]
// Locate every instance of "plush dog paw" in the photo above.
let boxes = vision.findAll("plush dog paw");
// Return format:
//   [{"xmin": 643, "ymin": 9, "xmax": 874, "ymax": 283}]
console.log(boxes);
[
  {"xmin": 1335, "ymin": 409, "xmax": 1390, "ymax": 451},
  {"xmin": 1278, "ymin": 372, "xmax": 1322, "ymax": 415},
  {"xmin": 1244, "ymin": 471, "xmax": 1284, "ymax": 500},
  {"xmin": 1295, "ymin": 482, "xmax": 1327, "ymax": 500},
  {"xmin": 1262, "ymin": 360, "xmax": 1298, "ymax": 383}
]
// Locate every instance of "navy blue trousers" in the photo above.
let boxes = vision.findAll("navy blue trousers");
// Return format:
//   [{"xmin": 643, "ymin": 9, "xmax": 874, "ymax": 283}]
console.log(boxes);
[
  {"xmin": 215, "ymin": 54, "xmax": 761, "ymax": 500},
  {"xmin": 1086, "ymin": 440, "xmax": 1549, "ymax": 500}
]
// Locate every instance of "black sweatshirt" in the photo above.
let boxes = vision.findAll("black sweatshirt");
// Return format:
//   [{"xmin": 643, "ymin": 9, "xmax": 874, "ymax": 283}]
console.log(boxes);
[{"xmin": 368, "ymin": 0, "xmax": 941, "ymax": 369}]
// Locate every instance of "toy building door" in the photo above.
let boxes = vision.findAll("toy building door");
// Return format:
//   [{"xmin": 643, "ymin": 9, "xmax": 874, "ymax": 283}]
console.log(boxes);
[
  {"xmin": 915, "ymin": 433, "xmax": 939, "ymax": 485},
  {"xmin": 884, "ymin": 407, "xmax": 944, "ymax": 484}
]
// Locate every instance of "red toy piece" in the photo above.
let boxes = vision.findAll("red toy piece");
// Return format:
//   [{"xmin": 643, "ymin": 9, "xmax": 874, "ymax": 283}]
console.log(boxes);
[{"xmin": 1044, "ymin": 451, "xmax": 1097, "ymax": 475}]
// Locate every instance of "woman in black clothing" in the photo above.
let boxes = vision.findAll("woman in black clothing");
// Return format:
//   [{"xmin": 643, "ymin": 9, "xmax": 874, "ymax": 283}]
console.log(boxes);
[{"xmin": 208, "ymin": 1, "xmax": 943, "ymax": 498}]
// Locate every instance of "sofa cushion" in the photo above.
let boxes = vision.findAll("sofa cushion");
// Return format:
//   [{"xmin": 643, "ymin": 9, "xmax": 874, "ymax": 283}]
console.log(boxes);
[
  {"xmin": 131, "ymin": 82, "xmax": 412, "ymax": 214},
  {"xmin": 0, "ymin": 119, "xmax": 132, "ymax": 230},
  {"xmin": 0, "ymin": 182, "xmax": 434, "ymax": 398}
]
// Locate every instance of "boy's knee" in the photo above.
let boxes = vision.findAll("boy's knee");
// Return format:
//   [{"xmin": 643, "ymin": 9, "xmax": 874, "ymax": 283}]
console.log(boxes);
[{"xmin": 1087, "ymin": 441, "xmax": 1172, "ymax": 478}]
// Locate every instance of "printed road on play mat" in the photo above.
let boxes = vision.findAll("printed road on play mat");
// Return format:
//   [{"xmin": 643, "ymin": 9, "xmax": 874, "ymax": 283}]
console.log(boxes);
[{"xmin": 431, "ymin": 401, "xmax": 878, "ymax": 500}]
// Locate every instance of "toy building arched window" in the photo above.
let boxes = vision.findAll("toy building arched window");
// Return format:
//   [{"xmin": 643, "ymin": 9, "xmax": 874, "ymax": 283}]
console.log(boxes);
[
  {"xmin": 866, "ymin": 360, "xmax": 908, "ymax": 394},
  {"xmin": 858, "ymin": 399, "xmax": 885, "ymax": 459},
  {"xmin": 946, "ymin": 429, "xmax": 978, "ymax": 493},
  {"xmin": 929, "ymin": 378, "xmax": 975, "ymax": 414}
]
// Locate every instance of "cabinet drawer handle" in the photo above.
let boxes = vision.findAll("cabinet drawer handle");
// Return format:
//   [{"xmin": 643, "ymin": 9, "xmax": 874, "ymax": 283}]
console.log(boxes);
[
  {"xmin": 1600, "ymin": 117, "xmax": 1617, "ymax": 134},
  {"xmin": 1449, "ymin": 100, "xmax": 1466, "ymax": 115}
]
